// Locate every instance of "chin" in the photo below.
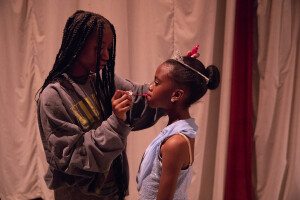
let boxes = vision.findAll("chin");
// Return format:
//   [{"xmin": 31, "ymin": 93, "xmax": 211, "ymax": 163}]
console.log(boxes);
[
  {"xmin": 147, "ymin": 102, "xmax": 156, "ymax": 109},
  {"xmin": 100, "ymin": 66, "xmax": 105, "ymax": 70}
]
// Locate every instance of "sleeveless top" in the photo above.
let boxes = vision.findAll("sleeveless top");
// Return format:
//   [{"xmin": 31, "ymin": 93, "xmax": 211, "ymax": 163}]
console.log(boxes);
[{"xmin": 136, "ymin": 118, "xmax": 198, "ymax": 200}]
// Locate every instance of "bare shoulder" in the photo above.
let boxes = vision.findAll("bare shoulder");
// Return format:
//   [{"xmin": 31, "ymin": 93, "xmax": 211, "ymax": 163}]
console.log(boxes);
[
  {"xmin": 164, "ymin": 134, "xmax": 188, "ymax": 146},
  {"xmin": 161, "ymin": 134, "xmax": 194, "ymax": 168},
  {"xmin": 161, "ymin": 134, "xmax": 189, "ymax": 156}
]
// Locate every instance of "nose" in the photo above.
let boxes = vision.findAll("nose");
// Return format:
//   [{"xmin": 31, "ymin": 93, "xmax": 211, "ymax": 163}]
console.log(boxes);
[
  {"xmin": 148, "ymin": 82, "xmax": 154, "ymax": 91},
  {"xmin": 101, "ymin": 48, "xmax": 109, "ymax": 61}
]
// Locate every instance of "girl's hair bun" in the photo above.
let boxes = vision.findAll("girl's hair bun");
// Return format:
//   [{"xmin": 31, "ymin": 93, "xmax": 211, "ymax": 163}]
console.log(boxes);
[{"xmin": 206, "ymin": 65, "xmax": 220, "ymax": 90}]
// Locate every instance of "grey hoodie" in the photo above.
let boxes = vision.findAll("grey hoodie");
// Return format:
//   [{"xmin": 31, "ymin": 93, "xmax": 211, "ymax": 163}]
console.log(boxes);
[{"xmin": 37, "ymin": 73, "xmax": 164, "ymax": 197}]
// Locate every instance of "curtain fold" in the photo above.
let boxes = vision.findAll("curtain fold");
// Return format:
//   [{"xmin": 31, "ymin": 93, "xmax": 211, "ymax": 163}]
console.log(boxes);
[
  {"xmin": 254, "ymin": 0, "xmax": 300, "ymax": 199},
  {"xmin": 225, "ymin": 0, "xmax": 254, "ymax": 199},
  {"xmin": 0, "ymin": 1, "xmax": 227, "ymax": 199},
  {"xmin": 0, "ymin": 0, "xmax": 299, "ymax": 200}
]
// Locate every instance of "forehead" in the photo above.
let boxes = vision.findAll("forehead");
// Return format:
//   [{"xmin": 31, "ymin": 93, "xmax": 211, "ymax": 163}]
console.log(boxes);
[
  {"xmin": 155, "ymin": 63, "xmax": 173, "ymax": 79},
  {"xmin": 87, "ymin": 27, "xmax": 113, "ymax": 44},
  {"xmin": 102, "ymin": 28, "xmax": 113, "ymax": 44}
]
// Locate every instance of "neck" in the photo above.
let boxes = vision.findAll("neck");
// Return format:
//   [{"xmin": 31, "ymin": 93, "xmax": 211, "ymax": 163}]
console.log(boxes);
[
  {"xmin": 68, "ymin": 62, "xmax": 90, "ymax": 78},
  {"xmin": 166, "ymin": 107, "xmax": 190, "ymax": 125},
  {"xmin": 67, "ymin": 69, "xmax": 91, "ymax": 84}
]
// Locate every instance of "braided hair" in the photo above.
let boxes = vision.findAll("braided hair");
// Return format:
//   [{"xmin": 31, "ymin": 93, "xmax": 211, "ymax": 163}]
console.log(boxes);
[{"xmin": 37, "ymin": 10, "xmax": 116, "ymax": 118}]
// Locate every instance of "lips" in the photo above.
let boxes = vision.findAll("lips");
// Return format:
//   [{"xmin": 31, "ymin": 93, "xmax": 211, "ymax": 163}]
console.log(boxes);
[
  {"xmin": 146, "ymin": 92, "xmax": 151, "ymax": 100},
  {"xmin": 100, "ymin": 61, "xmax": 107, "ymax": 67}
]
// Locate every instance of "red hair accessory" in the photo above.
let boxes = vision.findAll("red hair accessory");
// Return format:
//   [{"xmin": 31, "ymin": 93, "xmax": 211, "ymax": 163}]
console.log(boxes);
[
  {"xmin": 173, "ymin": 49, "xmax": 209, "ymax": 83},
  {"xmin": 187, "ymin": 44, "xmax": 199, "ymax": 57}
]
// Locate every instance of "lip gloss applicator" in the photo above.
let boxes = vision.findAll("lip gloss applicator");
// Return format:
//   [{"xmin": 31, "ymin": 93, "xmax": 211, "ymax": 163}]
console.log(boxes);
[{"xmin": 126, "ymin": 91, "xmax": 149, "ymax": 97}]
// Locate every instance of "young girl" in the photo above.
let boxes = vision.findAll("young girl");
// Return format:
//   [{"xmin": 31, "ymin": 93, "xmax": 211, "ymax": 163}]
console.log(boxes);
[{"xmin": 136, "ymin": 50, "xmax": 220, "ymax": 200}]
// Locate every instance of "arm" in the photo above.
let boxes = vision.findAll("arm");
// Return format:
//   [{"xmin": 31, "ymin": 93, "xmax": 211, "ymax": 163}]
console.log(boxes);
[
  {"xmin": 38, "ymin": 87, "xmax": 131, "ymax": 177},
  {"xmin": 156, "ymin": 135, "xmax": 190, "ymax": 200},
  {"xmin": 114, "ymin": 75, "xmax": 165, "ymax": 130}
]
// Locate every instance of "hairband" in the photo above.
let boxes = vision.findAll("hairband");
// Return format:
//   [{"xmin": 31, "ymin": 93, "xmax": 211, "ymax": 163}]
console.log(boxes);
[{"xmin": 172, "ymin": 45, "xmax": 209, "ymax": 83}]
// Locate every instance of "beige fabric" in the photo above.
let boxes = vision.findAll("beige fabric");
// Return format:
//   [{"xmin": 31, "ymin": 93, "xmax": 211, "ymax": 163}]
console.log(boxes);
[
  {"xmin": 0, "ymin": 0, "xmax": 299, "ymax": 200},
  {"xmin": 254, "ymin": 0, "xmax": 300, "ymax": 199},
  {"xmin": 212, "ymin": 1, "xmax": 236, "ymax": 199},
  {"xmin": 0, "ymin": 1, "xmax": 228, "ymax": 199}
]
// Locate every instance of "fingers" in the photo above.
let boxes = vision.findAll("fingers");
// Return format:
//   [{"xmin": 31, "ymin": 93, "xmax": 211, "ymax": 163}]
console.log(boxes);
[
  {"xmin": 111, "ymin": 90, "xmax": 132, "ymax": 106},
  {"xmin": 111, "ymin": 90, "xmax": 125, "ymax": 101},
  {"xmin": 185, "ymin": 51, "xmax": 200, "ymax": 58},
  {"xmin": 111, "ymin": 90, "xmax": 133, "ymax": 121},
  {"xmin": 113, "ymin": 99, "xmax": 132, "ymax": 112},
  {"xmin": 185, "ymin": 51, "xmax": 192, "ymax": 57},
  {"xmin": 191, "ymin": 53, "xmax": 200, "ymax": 58}
]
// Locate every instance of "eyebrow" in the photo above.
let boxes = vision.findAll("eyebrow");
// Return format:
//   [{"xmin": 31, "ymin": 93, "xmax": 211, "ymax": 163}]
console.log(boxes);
[
  {"xmin": 154, "ymin": 76, "xmax": 162, "ymax": 82},
  {"xmin": 101, "ymin": 41, "xmax": 112, "ymax": 47}
]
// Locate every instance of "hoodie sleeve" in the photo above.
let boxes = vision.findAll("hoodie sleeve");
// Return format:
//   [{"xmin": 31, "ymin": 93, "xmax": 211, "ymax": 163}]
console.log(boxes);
[
  {"xmin": 38, "ymin": 86, "xmax": 131, "ymax": 176},
  {"xmin": 114, "ymin": 75, "xmax": 166, "ymax": 130}
]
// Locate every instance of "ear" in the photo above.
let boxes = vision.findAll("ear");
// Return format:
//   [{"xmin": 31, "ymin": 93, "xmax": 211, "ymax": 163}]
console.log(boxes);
[{"xmin": 171, "ymin": 89, "xmax": 184, "ymax": 102}]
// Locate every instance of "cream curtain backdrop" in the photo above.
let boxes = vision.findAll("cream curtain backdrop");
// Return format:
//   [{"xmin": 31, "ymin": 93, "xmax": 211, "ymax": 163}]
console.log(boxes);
[
  {"xmin": 0, "ymin": 1, "xmax": 230, "ymax": 199},
  {"xmin": 0, "ymin": 1, "xmax": 299, "ymax": 200},
  {"xmin": 253, "ymin": 0, "xmax": 300, "ymax": 200}
]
